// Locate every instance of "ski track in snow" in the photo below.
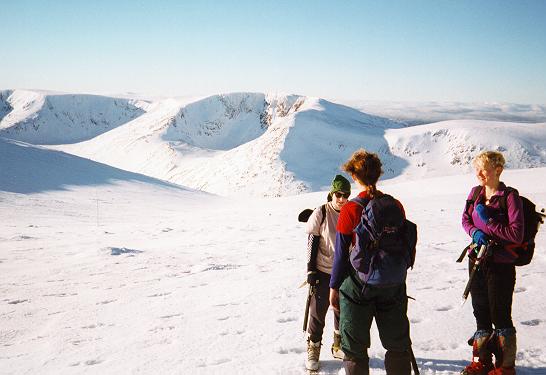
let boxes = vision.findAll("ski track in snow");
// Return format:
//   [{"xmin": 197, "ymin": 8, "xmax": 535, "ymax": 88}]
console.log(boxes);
[{"xmin": 1, "ymin": 168, "xmax": 546, "ymax": 374}]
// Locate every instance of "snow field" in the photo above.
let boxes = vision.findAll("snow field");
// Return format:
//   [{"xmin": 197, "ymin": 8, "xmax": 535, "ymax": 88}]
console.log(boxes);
[{"xmin": 1, "ymin": 168, "xmax": 545, "ymax": 374}]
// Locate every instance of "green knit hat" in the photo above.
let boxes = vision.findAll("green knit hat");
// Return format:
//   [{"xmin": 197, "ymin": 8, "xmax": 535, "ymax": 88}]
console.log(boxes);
[{"xmin": 330, "ymin": 174, "xmax": 351, "ymax": 194}]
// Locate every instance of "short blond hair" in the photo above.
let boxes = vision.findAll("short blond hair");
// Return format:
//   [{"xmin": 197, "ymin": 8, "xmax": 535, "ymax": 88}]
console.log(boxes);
[{"xmin": 472, "ymin": 151, "xmax": 505, "ymax": 170}]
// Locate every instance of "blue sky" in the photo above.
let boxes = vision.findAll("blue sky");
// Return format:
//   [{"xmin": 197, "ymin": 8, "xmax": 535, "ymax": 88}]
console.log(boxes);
[{"xmin": 1, "ymin": 0, "xmax": 545, "ymax": 103}]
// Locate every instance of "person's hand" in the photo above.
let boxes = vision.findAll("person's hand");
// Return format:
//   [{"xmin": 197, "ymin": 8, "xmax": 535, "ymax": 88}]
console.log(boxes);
[
  {"xmin": 472, "ymin": 229, "xmax": 489, "ymax": 247},
  {"xmin": 474, "ymin": 204, "xmax": 491, "ymax": 223},
  {"xmin": 329, "ymin": 288, "xmax": 340, "ymax": 312},
  {"xmin": 307, "ymin": 271, "xmax": 319, "ymax": 286}
]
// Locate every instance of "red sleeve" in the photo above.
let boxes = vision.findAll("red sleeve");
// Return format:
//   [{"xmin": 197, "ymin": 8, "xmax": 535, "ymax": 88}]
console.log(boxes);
[{"xmin": 336, "ymin": 201, "xmax": 360, "ymax": 235}]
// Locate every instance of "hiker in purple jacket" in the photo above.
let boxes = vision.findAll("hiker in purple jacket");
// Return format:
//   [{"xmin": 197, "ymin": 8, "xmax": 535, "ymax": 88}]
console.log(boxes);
[{"xmin": 461, "ymin": 151, "xmax": 524, "ymax": 375}]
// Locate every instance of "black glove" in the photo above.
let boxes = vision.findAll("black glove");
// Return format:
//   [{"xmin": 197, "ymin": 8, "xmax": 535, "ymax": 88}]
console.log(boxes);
[{"xmin": 307, "ymin": 271, "xmax": 319, "ymax": 286}]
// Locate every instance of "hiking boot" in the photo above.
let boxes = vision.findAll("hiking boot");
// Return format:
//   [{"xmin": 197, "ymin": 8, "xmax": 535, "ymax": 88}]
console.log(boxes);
[
  {"xmin": 306, "ymin": 338, "xmax": 321, "ymax": 371},
  {"xmin": 331, "ymin": 332, "xmax": 345, "ymax": 360},
  {"xmin": 461, "ymin": 361, "xmax": 493, "ymax": 375},
  {"xmin": 488, "ymin": 328, "xmax": 517, "ymax": 375},
  {"xmin": 462, "ymin": 330, "xmax": 494, "ymax": 375},
  {"xmin": 494, "ymin": 329, "xmax": 517, "ymax": 369}
]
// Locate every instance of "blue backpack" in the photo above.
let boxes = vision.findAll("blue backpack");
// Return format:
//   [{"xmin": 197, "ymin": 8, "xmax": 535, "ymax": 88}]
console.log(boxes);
[{"xmin": 350, "ymin": 194, "xmax": 418, "ymax": 286}]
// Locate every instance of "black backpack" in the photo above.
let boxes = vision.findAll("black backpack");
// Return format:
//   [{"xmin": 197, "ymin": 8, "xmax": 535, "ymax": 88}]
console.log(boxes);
[{"xmin": 467, "ymin": 186, "xmax": 545, "ymax": 266}]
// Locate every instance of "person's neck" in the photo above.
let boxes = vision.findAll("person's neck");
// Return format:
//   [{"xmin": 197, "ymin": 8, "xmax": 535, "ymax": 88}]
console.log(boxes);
[{"xmin": 484, "ymin": 182, "xmax": 500, "ymax": 200}]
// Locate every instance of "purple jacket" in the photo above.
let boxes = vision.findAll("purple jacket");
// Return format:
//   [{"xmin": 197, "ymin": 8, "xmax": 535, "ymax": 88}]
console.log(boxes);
[{"xmin": 462, "ymin": 182, "xmax": 524, "ymax": 263}]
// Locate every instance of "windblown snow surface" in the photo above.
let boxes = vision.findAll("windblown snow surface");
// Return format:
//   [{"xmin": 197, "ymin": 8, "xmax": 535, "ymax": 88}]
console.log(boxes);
[{"xmin": 1, "ymin": 90, "xmax": 546, "ymax": 374}]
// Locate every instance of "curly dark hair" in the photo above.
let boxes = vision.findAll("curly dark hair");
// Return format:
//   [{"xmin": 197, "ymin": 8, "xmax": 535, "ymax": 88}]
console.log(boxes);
[{"xmin": 342, "ymin": 149, "xmax": 383, "ymax": 196}]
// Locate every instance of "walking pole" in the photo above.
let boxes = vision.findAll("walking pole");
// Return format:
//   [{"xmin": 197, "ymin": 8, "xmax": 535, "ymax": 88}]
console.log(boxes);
[
  {"xmin": 409, "ymin": 346, "xmax": 420, "ymax": 375},
  {"xmin": 303, "ymin": 284, "xmax": 316, "ymax": 332},
  {"xmin": 462, "ymin": 243, "xmax": 489, "ymax": 305}
]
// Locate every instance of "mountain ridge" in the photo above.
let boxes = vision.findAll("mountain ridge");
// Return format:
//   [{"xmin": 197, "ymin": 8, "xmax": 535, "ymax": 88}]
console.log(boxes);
[{"xmin": 2, "ymin": 89, "xmax": 545, "ymax": 196}]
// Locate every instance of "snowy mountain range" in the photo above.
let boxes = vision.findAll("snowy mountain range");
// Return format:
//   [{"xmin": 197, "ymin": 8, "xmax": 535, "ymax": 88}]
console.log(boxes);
[
  {"xmin": 1, "ymin": 89, "xmax": 545, "ymax": 196},
  {"xmin": 2, "ymin": 89, "xmax": 546, "ymax": 374}
]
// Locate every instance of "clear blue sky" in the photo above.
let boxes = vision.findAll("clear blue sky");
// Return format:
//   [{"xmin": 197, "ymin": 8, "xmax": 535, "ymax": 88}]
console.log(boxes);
[{"xmin": 1, "ymin": 0, "xmax": 545, "ymax": 103}]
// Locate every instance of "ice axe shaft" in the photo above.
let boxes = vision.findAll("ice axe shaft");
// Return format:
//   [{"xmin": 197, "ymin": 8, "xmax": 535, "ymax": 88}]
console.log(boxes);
[{"xmin": 462, "ymin": 244, "xmax": 488, "ymax": 303}]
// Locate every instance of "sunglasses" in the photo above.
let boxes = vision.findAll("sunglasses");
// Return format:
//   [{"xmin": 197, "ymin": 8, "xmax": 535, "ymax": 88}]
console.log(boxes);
[{"xmin": 334, "ymin": 192, "xmax": 350, "ymax": 199}]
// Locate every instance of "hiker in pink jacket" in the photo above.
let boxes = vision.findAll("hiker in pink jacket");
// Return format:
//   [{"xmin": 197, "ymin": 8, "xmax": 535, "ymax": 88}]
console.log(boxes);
[{"xmin": 461, "ymin": 151, "xmax": 524, "ymax": 375}]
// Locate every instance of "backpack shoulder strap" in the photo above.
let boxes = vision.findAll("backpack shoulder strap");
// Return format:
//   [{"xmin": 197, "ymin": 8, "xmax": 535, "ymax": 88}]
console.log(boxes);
[
  {"xmin": 351, "ymin": 196, "xmax": 369, "ymax": 208},
  {"xmin": 500, "ymin": 186, "xmax": 517, "ymax": 212},
  {"xmin": 466, "ymin": 186, "xmax": 482, "ymax": 215},
  {"xmin": 470, "ymin": 186, "xmax": 482, "ymax": 203},
  {"xmin": 320, "ymin": 204, "xmax": 327, "ymax": 227}
]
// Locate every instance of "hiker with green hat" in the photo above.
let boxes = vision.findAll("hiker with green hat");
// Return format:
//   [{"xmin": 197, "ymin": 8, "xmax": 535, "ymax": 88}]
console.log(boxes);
[{"xmin": 304, "ymin": 174, "xmax": 351, "ymax": 371}]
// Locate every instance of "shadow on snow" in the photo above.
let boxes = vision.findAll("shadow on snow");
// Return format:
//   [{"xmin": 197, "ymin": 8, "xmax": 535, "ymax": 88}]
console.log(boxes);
[
  {"xmin": 310, "ymin": 357, "xmax": 545, "ymax": 374},
  {"xmin": 0, "ymin": 137, "xmax": 188, "ymax": 194}
]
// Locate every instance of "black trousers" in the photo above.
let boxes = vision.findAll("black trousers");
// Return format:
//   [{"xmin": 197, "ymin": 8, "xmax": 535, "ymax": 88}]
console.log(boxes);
[
  {"xmin": 470, "ymin": 259, "xmax": 516, "ymax": 330},
  {"xmin": 308, "ymin": 270, "xmax": 340, "ymax": 342}
]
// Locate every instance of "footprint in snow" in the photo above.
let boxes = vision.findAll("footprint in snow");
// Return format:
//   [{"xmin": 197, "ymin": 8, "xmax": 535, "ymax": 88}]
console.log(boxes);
[
  {"xmin": 108, "ymin": 247, "xmax": 143, "ymax": 256},
  {"xmin": 147, "ymin": 292, "xmax": 171, "ymax": 298},
  {"xmin": 160, "ymin": 313, "xmax": 182, "ymax": 319},
  {"xmin": 417, "ymin": 286, "xmax": 433, "ymax": 290},
  {"xmin": 96, "ymin": 300, "xmax": 116, "ymax": 305},
  {"xmin": 521, "ymin": 319, "xmax": 541, "ymax": 326},
  {"xmin": 202, "ymin": 264, "xmax": 241, "ymax": 272},
  {"xmin": 209, "ymin": 358, "xmax": 231, "ymax": 366},
  {"xmin": 277, "ymin": 347, "xmax": 305, "ymax": 354},
  {"xmin": 277, "ymin": 316, "xmax": 297, "ymax": 323},
  {"xmin": 13, "ymin": 235, "xmax": 35, "ymax": 240},
  {"xmin": 7, "ymin": 299, "xmax": 28, "ymax": 305},
  {"xmin": 84, "ymin": 359, "xmax": 102, "ymax": 366},
  {"xmin": 435, "ymin": 305, "xmax": 453, "ymax": 312}
]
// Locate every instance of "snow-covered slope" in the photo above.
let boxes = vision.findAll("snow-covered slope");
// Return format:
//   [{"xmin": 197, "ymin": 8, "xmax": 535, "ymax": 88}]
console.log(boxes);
[
  {"xmin": 56, "ymin": 92, "xmax": 546, "ymax": 196},
  {"xmin": 3, "ymin": 90, "xmax": 545, "ymax": 197},
  {"xmin": 0, "ymin": 137, "xmax": 186, "ymax": 194},
  {"xmin": 0, "ymin": 90, "xmax": 145, "ymax": 144},
  {"xmin": 163, "ymin": 92, "xmax": 270, "ymax": 150},
  {"xmin": 386, "ymin": 120, "xmax": 546, "ymax": 179},
  {"xmin": 54, "ymin": 93, "xmax": 405, "ymax": 196},
  {"xmin": 2, "ymin": 90, "xmax": 546, "ymax": 374},
  {"xmin": 2, "ymin": 155, "xmax": 545, "ymax": 373}
]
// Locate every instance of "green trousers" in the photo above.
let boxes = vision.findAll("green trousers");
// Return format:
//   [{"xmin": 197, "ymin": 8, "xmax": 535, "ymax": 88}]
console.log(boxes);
[{"xmin": 339, "ymin": 274, "xmax": 411, "ymax": 360}]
